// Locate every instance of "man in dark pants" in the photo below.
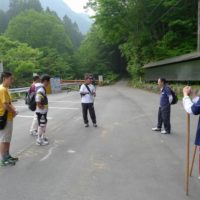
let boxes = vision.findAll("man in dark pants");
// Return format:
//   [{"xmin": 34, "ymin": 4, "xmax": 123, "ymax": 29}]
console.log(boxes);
[
  {"xmin": 79, "ymin": 75, "xmax": 97, "ymax": 127},
  {"xmin": 152, "ymin": 78, "xmax": 173, "ymax": 134}
]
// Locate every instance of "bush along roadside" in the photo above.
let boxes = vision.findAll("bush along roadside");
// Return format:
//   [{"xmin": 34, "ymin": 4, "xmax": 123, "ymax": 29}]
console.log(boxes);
[{"xmin": 129, "ymin": 80, "xmax": 200, "ymax": 100}]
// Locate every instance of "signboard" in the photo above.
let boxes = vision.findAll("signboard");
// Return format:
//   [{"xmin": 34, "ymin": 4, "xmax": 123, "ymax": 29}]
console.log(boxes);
[{"xmin": 50, "ymin": 77, "xmax": 62, "ymax": 93}]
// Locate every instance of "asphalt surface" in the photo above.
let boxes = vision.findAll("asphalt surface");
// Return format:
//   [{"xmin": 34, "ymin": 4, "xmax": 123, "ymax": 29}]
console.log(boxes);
[{"xmin": 0, "ymin": 80, "xmax": 199, "ymax": 200}]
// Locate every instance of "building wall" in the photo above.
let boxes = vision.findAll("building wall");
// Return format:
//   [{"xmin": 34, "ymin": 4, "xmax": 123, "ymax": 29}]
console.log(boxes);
[{"xmin": 144, "ymin": 59, "xmax": 200, "ymax": 81}]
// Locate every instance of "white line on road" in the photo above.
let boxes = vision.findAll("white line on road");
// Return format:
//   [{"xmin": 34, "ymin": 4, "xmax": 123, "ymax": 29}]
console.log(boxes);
[
  {"xmin": 17, "ymin": 115, "xmax": 53, "ymax": 120},
  {"xmin": 40, "ymin": 147, "xmax": 53, "ymax": 161},
  {"xmin": 15, "ymin": 105, "xmax": 79, "ymax": 110},
  {"xmin": 49, "ymin": 106, "xmax": 79, "ymax": 110},
  {"xmin": 67, "ymin": 149, "xmax": 76, "ymax": 154},
  {"xmin": 49, "ymin": 101, "xmax": 80, "ymax": 104}
]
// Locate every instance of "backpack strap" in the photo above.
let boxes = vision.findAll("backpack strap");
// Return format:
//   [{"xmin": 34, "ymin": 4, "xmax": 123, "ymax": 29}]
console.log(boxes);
[{"xmin": 84, "ymin": 84, "xmax": 92, "ymax": 95}]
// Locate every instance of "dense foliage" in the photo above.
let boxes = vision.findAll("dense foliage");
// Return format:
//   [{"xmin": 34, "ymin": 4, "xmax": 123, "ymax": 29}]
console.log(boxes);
[
  {"xmin": 0, "ymin": 0, "xmax": 85, "ymax": 86},
  {"xmin": 85, "ymin": 0, "xmax": 197, "ymax": 80},
  {"xmin": 0, "ymin": 0, "xmax": 198, "ymax": 86}
]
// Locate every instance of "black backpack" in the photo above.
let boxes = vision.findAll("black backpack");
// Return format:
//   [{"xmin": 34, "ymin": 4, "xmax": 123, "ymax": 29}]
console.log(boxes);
[
  {"xmin": 25, "ymin": 91, "xmax": 37, "ymax": 111},
  {"xmin": 170, "ymin": 89, "xmax": 178, "ymax": 105},
  {"xmin": 25, "ymin": 85, "xmax": 44, "ymax": 111}
]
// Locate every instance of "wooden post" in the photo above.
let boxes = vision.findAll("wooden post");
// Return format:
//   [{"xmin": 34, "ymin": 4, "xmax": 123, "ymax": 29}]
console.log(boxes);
[
  {"xmin": 190, "ymin": 146, "xmax": 197, "ymax": 176},
  {"xmin": 185, "ymin": 114, "xmax": 190, "ymax": 195}
]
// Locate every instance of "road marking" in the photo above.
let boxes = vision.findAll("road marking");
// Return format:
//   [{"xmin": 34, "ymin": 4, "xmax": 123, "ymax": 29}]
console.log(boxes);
[
  {"xmin": 17, "ymin": 115, "xmax": 52, "ymax": 120},
  {"xmin": 49, "ymin": 101, "xmax": 80, "ymax": 104},
  {"xmin": 40, "ymin": 147, "xmax": 53, "ymax": 161},
  {"xmin": 15, "ymin": 105, "xmax": 79, "ymax": 110},
  {"xmin": 67, "ymin": 149, "xmax": 76, "ymax": 154},
  {"xmin": 49, "ymin": 106, "xmax": 79, "ymax": 110}
]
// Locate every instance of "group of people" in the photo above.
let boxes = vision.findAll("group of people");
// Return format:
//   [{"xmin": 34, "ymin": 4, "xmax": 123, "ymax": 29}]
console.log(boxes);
[
  {"xmin": 0, "ymin": 72, "xmax": 97, "ymax": 166},
  {"xmin": 151, "ymin": 77, "xmax": 200, "ymax": 146},
  {"xmin": 1, "ymin": 74, "xmax": 199, "ymax": 168},
  {"xmin": 0, "ymin": 72, "xmax": 50, "ymax": 166}
]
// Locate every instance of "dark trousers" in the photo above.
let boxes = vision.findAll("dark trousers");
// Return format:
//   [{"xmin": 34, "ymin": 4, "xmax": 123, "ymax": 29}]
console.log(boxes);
[
  {"xmin": 157, "ymin": 104, "xmax": 171, "ymax": 133},
  {"xmin": 82, "ymin": 103, "xmax": 96, "ymax": 124}
]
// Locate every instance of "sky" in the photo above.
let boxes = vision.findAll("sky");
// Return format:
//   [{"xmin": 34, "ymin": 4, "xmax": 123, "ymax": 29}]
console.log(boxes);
[{"xmin": 63, "ymin": 0, "xmax": 94, "ymax": 15}]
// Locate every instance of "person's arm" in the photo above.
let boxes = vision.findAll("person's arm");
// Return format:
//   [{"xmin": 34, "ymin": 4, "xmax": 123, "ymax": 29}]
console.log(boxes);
[
  {"xmin": 3, "ymin": 103, "xmax": 17, "ymax": 117},
  {"xmin": 79, "ymin": 85, "xmax": 89, "ymax": 96},
  {"xmin": 182, "ymin": 86, "xmax": 196, "ymax": 114},
  {"xmin": 1, "ymin": 89, "xmax": 17, "ymax": 117},
  {"xmin": 166, "ymin": 87, "xmax": 173, "ymax": 104},
  {"xmin": 36, "ymin": 88, "xmax": 45, "ymax": 109},
  {"xmin": 183, "ymin": 96, "xmax": 193, "ymax": 114}
]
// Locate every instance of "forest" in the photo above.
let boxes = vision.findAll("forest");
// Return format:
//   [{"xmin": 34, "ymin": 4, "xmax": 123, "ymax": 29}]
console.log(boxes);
[{"xmin": 0, "ymin": 0, "xmax": 198, "ymax": 86}]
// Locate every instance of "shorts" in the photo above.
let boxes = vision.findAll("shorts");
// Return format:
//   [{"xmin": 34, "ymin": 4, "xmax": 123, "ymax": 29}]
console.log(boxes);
[
  {"xmin": 0, "ymin": 120, "xmax": 13, "ymax": 143},
  {"xmin": 36, "ymin": 112, "xmax": 47, "ymax": 127}
]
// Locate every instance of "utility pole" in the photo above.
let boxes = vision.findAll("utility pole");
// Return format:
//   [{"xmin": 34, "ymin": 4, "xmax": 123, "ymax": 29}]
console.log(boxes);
[{"xmin": 198, "ymin": 0, "xmax": 200, "ymax": 52}]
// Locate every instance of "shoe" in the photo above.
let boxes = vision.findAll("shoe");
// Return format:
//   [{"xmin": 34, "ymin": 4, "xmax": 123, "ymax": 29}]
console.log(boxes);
[
  {"xmin": 0, "ymin": 159, "xmax": 15, "ymax": 166},
  {"xmin": 30, "ymin": 130, "xmax": 38, "ymax": 136},
  {"xmin": 43, "ymin": 137, "xmax": 48, "ymax": 142},
  {"xmin": 36, "ymin": 138, "xmax": 49, "ymax": 146},
  {"xmin": 93, "ymin": 123, "xmax": 97, "ymax": 127},
  {"xmin": 152, "ymin": 127, "xmax": 161, "ymax": 131},
  {"xmin": 85, "ymin": 124, "xmax": 89, "ymax": 127},
  {"xmin": 161, "ymin": 130, "xmax": 170, "ymax": 134},
  {"xmin": 7, "ymin": 155, "xmax": 19, "ymax": 162}
]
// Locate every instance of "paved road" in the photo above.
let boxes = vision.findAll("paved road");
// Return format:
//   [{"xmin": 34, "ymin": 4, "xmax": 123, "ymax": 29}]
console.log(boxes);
[{"xmin": 0, "ymin": 80, "xmax": 199, "ymax": 200}]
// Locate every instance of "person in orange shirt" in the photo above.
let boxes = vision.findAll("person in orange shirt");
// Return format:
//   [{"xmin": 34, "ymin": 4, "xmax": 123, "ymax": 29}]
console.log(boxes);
[{"xmin": 0, "ymin": 72, "xmax": 18, "ymax": 166}]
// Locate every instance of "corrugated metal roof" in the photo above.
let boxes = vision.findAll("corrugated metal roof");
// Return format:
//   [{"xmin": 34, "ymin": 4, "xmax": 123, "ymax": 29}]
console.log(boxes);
[{"xmin": 143, "ymin": 52, "xmax": 200, "ymax": 68}]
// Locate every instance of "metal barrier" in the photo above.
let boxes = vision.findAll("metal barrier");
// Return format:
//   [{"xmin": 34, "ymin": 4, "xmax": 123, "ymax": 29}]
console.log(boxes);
[{"xmin": 9, "ymin": 83, "xmax": 80, "ymax": 94}]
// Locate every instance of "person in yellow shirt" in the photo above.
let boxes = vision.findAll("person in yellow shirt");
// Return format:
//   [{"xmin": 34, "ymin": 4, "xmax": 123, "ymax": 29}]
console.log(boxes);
[{"xmin": 0, "ymin": 72, "xmax": 18, "ymax": 166}]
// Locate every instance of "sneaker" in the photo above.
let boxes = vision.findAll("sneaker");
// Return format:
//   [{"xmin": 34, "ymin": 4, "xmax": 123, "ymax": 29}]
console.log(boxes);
[
  {"xmin": 93, "ymin": 123, "xmax": 97, "ymax": 127},
  {"xmin": 152, "ymin": 127, "xmax": 161, "ymax": 131},
  {"xmin": 161, "ymin": 130, "xmax": 170, "ymax": 134},
  {"xmin": 85, "ymin": 123, "xmax": 89, "ymax": 127},
  {"xmin": 30, "ymin": 130, "xmax": 38, "ymax": 136},
  {"xmin": 0, "ymin": 159, "xmax": 15, "ymax": 166},
  {"xmin": 36, "ymin": 138, "xmax": 49, "ymax": 146},
  {"xmin": 43, "ymin": 137, "xmax": 48, "ymax": 142},
  {"xmin": 7, "ymin": 155, "xmax": 19, "ymax": 162}
]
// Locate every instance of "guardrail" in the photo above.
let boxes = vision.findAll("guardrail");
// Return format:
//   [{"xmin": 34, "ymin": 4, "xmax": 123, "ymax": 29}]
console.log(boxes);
[{"xmin": 9, "ymin": 83, "xmax": 81, "ymax": 94}]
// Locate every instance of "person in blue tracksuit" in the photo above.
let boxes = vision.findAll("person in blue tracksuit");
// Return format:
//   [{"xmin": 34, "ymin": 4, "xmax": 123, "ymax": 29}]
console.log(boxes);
[
  {"xmin": 183, "ymin": 86, "xmax": 200, "ymax": 146},
  {"xmin": 152, "ymin": 78, "xmax": 173, "ymax": 134}
]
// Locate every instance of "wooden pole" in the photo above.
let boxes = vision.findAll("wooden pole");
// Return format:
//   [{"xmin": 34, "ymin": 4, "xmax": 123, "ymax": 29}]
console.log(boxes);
[
  {"xmin": 190, "ymin": 146, "xmax": 197, "ymax": 176},
  {"xmin": 199, "ymin": 147, "xmax": 200, "ymax": 178},
  {"xmin": 185, "ymin": 114, "xmax": 190, "ymax": 195}
]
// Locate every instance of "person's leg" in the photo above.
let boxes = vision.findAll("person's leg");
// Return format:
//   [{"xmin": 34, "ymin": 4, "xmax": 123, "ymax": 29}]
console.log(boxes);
[
  {"xmin": 157, "ymin": 107, "xmax": 162, "ymax": 129},
  {"xmin": 82, "ymin": 103, "xmax": 89, "ymax": 125},
  {"xmin": 88, "ymin": 103, "xmax": 97, "ymax": 125},
  {"xmin": 161, "ymin": 105, "xmax": 171, "ymax": 133},
  {"xmin": 0, "ymin": 121, "xmax": 16, "ymax": 165},
  {"xmin": 30, "ymin": 112, "xmax": 38, "ymax": 135},
  {"xmin": 36, "ymin": 113, "xmax": 48, "ymax": 145}
]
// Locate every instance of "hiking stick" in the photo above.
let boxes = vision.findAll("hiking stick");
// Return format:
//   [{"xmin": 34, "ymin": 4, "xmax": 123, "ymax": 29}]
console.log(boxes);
[
  {"xmin": 190, "ymin": 145, "xmax": 197, "ymax": 176},
  {"xmin": 199, "ymin": 147, "xmax": 200, "ymax": 179},
  {"xmin": 185, "ymin": 113, "xmax": 190, "ymax": 195}
]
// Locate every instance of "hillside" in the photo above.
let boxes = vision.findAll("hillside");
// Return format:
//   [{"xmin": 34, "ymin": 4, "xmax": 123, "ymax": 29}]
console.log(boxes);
[
  {"xmin": 0, "ymin": 0, "xmax": 92, "ymax": 34},
  {"xmin": 40, "ymin": 0, "xmax": 92, "ymax": 34}
]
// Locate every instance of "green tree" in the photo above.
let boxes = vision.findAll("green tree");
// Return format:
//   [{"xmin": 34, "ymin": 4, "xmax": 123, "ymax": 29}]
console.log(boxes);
[{"xmin": 5, "ymin": 9, "xmax": 73, "ymax": 54}]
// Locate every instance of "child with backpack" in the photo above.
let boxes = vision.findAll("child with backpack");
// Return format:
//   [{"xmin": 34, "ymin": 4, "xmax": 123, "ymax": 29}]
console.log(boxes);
[
  {"xmin": 27, "ymin": 75, "xmax": 41, "ymax": 136},
  {"xmin": 35, "ymin": 74, "xmax": 50, "ymax": 145}
]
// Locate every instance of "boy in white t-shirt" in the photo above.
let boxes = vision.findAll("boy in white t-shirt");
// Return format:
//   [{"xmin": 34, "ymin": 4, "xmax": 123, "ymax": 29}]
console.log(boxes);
[
  {"xmin": 35, "ymin": 74, "xmax": 50, "ymax": 145},
  {"xmin": 79, "ymin": 75, "xmax": 97, "ymax": 127}
]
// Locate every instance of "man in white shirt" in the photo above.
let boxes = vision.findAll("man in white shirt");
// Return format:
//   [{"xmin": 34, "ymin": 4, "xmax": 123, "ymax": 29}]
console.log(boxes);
[{"xmin": 79, "ymin": 75, "xmax": 97, "ymax": 127}]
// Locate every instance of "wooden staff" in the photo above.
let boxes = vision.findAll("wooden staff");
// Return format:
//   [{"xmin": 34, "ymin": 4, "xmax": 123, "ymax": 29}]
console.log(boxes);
[
  {"xmin": 199, "ymin": 147, "xmax": 200, "ymax": 178},
  {"xmin": 190, "ymin": 145, "xmax": 197, "ymax": 176},
  {"xmin": 185, "ymin": 113, "xmax": 190, "ymax": 195}
]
